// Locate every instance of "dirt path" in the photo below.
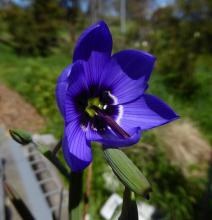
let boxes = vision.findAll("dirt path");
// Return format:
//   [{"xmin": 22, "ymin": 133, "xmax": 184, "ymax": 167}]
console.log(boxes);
[{"xmin": 0, "ymin": 84, "xmax": 45, "ymax": 132}]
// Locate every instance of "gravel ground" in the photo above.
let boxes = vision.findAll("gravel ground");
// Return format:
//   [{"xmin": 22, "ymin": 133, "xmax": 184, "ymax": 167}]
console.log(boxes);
[{"xmin": 0, "ymin": 84, "xmax": 45, "ymax": 132}]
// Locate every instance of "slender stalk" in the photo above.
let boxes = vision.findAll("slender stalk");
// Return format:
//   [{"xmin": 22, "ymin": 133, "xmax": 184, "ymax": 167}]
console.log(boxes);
[
  {"xmin": 118, "ymin": 187, "xmax": 138, "ymax": 220},
  {"xmin": 119, "ymin": 187, "xmax": 131, "ymax": 220},
  {"xmin": 69, "ymin": 172, "xmax": 83, "ymax": 220},
  {"xmin": 44, "ymin": 150, "xmax": 70, "ymax": 180},
  {"xmin": 83, "ymin": 163, "xmax": 93, "ymax": 220},
  {"xmin": 33, "ymin": 141, "xmax": 70, "ymax": 180},
  {"xmin": 52, "ymin": 138, "xmax": 62, "ymax": 155}
]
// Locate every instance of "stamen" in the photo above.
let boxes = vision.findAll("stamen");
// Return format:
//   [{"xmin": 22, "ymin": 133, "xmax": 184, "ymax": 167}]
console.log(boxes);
[
  {"xmin": 91, "ymin": 106, "xmax": 130, "ymax": 139},
  {"xmin": 85, "ymin": 97, "xmax": 103, "ymax": 118}
]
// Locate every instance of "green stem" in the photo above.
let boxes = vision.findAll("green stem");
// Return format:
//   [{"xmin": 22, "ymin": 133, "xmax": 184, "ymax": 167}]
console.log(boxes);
[
  {"xmin": 119, "ymin": 187, "xmax": 138, "ymax": 220},
  {"xmin": 34, "ymin": 142, "xmax": 70, "ymax": 180},
  {"xmin": 69, "ymin": 172, "xmax": 83, "ymax": 220},
  {"xmin": 52, "ymin": 138, "xmax": 62, "ymax": 155}
]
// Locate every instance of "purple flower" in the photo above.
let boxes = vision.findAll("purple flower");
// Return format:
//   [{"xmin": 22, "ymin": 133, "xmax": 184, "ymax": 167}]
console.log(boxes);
[{"xmin": 56, "ymin": 21, "xmax": 179, "ymax": 172}]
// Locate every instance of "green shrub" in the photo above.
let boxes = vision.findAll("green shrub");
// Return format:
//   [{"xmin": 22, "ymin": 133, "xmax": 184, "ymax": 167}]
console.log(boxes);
[
  {"xmin": 149, "ymin": 2, "xmax": 212, "ymax": 98},
  {"xmin": 5, "ymin": 0, "xmax": 63, "ymax": 56},
  {"xmin": 150, "ymin": 27, "xmax": 199, "ymax": 98}
]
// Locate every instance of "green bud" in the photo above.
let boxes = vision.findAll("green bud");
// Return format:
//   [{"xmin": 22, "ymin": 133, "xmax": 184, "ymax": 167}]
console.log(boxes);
[
  {"xmin": 103, "ymin": 148, "xmax": 151, "ymax": 197},
  {"xmin": 9, "ymin": 129, "xmax": 32, "ymax": 145}
]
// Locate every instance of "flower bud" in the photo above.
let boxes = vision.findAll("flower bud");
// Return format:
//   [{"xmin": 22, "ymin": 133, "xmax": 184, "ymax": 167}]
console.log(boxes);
[
  {"xmin": 9, "ymin": 129, "xmax": 32, "ymax": 145},
  {"xmin": 103, "ymin": 148, "xmax": 151, "ymax": 197}
]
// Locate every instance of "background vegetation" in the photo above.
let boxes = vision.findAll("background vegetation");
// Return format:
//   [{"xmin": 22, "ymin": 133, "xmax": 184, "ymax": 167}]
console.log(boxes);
[{"xmin": 0, "ymin": 0, "xmax": 211, "ymax": 219}]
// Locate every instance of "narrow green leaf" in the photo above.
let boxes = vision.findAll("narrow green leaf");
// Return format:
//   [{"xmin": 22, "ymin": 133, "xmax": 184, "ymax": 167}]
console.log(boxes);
[
  {"xmin": 103, "ymin": 148, "xmax": 151, "ymax": 196},
  {"xmin": 9, "ymin": 129, "xmax": 32, "ymax": 145}
]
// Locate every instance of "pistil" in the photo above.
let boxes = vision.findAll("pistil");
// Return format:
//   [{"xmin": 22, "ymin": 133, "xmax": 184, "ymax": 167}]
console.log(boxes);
[{"xmin": 91, "ymin": 106, "xmax": 130, "ymax": 139}]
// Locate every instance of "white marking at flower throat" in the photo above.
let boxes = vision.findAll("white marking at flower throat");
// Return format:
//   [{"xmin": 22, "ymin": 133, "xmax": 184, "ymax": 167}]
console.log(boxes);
[{"xmin": 107, "ymin": 91, "xmax": 123, "ymax": 125}]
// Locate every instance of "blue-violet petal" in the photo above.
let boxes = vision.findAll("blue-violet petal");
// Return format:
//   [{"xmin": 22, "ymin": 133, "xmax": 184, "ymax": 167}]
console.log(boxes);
[
  {"xmin": 73, "ymin": 21, "xmax": 112, "ymax": 62},
  {"xmin": 119, "ymin": 94, "xmax": 179, "ymax": 131},
  {"xmin": 62, "ymin": 120, "xmax": 92, "ymax": 172}
]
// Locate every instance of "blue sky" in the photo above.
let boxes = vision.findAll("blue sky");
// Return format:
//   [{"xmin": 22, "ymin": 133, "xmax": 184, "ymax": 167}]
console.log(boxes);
[
  {"xmin": 157, "ymin": 0, "xmax": 174, "ymax": 7},
  {"xmin": 12, "ymin": 0, "xmax": 31, "ymax": 7}
]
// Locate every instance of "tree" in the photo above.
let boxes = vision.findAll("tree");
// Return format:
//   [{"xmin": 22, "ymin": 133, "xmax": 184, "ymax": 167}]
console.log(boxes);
[{"xmin": 5, "ymin": 0, "xmax": 62, "ymax": 56}]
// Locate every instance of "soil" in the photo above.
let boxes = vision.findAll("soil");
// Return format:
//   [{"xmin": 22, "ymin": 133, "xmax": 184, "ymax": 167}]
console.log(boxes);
[{"xmin": 0, "ymin": 84, "xmax": 45, "ymax": 132}]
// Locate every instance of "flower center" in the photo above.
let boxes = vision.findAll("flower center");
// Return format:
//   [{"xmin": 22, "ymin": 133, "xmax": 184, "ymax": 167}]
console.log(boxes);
[
  {"xmin": 74, "ymin": 86, "xmax": 129, "ymax": 138},
  {"xmin": 85, "ymin": 97, "xmax": 104, "ymax": 118}
]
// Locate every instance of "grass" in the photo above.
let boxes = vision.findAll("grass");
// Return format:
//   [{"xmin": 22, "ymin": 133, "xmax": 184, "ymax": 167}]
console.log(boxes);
[
  {"xmin": 0, "ymin": 43, "xmax": 211, "ymax": 219},
  {"xmin": 0, "ymin": 44, "xmax": 70, "ymax": 137}
]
